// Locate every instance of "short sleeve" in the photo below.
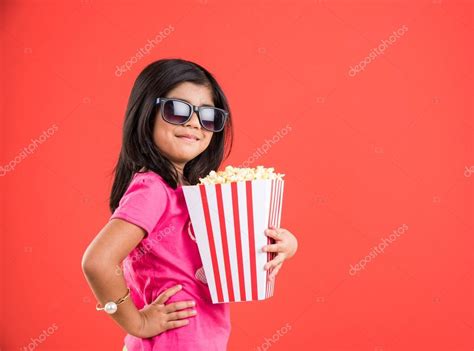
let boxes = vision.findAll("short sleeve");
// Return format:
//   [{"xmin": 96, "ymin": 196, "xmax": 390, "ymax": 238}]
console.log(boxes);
[{"xmin": 110, "ymin": 173, "xmax": 168, "ymax": 236}]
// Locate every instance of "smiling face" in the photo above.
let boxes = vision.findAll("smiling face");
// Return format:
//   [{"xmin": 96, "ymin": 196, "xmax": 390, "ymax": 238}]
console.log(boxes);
[{"xmin": 153, "ymin": 82, "xmax": 214, "ymax": 177}]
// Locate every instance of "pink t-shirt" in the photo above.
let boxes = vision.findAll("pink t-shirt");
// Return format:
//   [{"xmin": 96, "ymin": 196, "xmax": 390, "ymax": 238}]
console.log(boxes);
[{"xmin": 109, "ymin": 170, "xmax": 231, "ymax": 351}]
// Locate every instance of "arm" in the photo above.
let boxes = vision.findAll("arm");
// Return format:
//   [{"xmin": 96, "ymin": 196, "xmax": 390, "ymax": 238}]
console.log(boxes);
[
  {"xmin": 82, "ymin": 219, "xmax": 197, "ymax": 338},
  {"xmin": 81, "ymin": 218, "xmax": 146, "ymax": 336}
]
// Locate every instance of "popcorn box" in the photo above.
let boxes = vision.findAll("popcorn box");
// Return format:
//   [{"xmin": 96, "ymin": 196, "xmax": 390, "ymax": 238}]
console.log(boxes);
[{"xmin": 182, "ymin": 173, "xmax": 285, "ymax": 304}]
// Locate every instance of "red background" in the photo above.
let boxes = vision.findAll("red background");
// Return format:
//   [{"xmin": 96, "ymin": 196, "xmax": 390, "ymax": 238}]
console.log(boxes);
[{"xmin": 1, "ymin": 0, "xmax": 473, "ymax": 350}]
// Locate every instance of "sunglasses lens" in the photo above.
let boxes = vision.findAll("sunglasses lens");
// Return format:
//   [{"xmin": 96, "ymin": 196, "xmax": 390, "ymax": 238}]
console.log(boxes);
[
  {"xmin": 162, "ymin": 100, "xmax": 191, "ymax": 124},
  {"xmin": 200, "ymin": 108, "xmax": 226, "ymax": 132}
]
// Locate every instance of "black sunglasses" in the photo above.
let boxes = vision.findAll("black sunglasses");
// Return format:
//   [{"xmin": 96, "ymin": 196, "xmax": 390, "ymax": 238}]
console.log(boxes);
[{"xmin": 155, "ymin": 97, "xmax": 228, "ymax": 133}]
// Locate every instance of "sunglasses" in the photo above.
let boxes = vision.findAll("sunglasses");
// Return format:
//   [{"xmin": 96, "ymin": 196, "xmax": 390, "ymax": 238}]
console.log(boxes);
[{"xmin": 155, "ymin": 97, "xmax": 229, "ymax": 133}]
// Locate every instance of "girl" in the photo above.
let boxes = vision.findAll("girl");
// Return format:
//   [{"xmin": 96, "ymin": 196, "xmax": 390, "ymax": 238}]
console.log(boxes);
[{"xmin": 81, "ymin": 58, "xmax": 298, "ymax": 351}]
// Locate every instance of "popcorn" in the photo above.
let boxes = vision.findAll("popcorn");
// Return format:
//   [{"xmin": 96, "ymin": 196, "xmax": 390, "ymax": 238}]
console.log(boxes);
[{"xmin": 198, "ymin": 165, "xmax": 285, "ymax": 185}]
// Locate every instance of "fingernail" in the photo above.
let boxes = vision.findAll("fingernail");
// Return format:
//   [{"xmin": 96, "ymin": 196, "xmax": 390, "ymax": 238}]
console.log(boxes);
[
  {"xmin": 190, "ymin": 309, "xmax": 197, "ymax": 314},
  {"xmin": 177, "ymin": 284, "xmax": 182, "ymax": 289},
  {"xmin": 190, "ymin": 301, "xmax": 196, "ymax": 306}
]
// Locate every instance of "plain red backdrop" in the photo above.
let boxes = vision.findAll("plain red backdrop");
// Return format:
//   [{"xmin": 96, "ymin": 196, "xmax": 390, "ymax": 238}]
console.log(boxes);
[{"xmin": 1, "ymin": 0, "xmax": 473, "ymax": 350}]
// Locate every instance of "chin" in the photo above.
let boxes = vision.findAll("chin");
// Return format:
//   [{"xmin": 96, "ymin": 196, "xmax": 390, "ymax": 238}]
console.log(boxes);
[{"xmin": 175, "ymin": 152, "xmax": 200, "ymax": 163}]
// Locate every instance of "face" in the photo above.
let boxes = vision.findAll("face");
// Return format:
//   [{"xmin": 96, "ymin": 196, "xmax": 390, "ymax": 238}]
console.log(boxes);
[{"xmin": 153, "ymin": 82, "xmax": 214, "ymax": 174}]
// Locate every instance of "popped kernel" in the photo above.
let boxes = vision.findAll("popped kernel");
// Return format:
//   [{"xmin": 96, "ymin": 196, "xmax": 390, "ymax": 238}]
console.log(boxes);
[{"xmin": 198, "ymin": 165, "xmax": 285, "ymax": 185}]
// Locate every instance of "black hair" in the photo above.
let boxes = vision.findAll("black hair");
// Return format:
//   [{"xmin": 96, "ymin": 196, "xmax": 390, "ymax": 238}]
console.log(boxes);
[{"xmin": 109, "ymin": 58, "xmax": 233, "ymax": 213}]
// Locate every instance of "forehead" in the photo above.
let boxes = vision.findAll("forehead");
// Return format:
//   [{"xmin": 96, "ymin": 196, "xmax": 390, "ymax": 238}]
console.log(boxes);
[{"xmin": 165, "ymin": 82, "xmax": 214, "ymax": 106}]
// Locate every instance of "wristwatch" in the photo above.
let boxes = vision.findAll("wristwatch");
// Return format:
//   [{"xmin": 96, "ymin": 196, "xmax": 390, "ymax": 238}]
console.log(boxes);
[{"xmin": 96, "ymin": 288, "xmax": 131, "ymax": 314}]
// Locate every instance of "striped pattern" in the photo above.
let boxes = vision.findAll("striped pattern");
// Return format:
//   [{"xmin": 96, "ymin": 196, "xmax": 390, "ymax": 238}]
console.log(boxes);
[
  {"xmin": 183, "ymin": 179, "xmax": 285, "ymax": 303},
  {"xmin": 266, "ymin": 178, "xmax": 285, "ymax": 298}
]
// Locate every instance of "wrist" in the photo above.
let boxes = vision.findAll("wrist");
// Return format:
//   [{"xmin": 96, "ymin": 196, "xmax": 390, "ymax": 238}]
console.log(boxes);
[
  {"xmin": 126, "ymin": 310, "xmax": 145, "ymax": 337},
  {"xmin": 96, "ymin": 288, "xmax": 131, "ymax": 314}
]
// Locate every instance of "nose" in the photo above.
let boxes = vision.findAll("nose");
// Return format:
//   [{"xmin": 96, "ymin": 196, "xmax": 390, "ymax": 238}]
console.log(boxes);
[{"xmin": 185, "ymin": 111, "xmax": 201, "ymax": 129}]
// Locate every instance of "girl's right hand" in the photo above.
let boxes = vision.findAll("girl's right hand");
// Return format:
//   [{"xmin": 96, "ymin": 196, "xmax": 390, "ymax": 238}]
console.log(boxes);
[{"xmin": 134, "ymin": 284, "xmax": 197, "ymax": 338}]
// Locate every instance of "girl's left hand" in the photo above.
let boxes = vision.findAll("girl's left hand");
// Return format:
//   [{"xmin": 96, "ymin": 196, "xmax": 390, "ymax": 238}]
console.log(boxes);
[{"xmin": 262, "ymin": 225, "xmax": 298, "ymax": 281}]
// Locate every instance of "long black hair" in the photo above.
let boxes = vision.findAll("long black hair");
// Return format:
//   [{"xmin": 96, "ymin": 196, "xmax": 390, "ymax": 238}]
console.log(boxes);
[{"xmin": 109, "ymin": 58, "xmax": 234, "ymax": 213}]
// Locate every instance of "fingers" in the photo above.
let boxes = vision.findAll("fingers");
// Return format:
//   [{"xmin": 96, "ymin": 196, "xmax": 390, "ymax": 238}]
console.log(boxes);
[
  {"xmin": 167, "ymin": 308, "xmax": 197, "ymax": 321},
  {"xmin": 153, "ymin": 284, "xmax": 182, "ymax": 305},
  {"xmin": 265, "ymin": 228, "xmax": 282, "ymax": 241},
  {"xmin": 268, "ymin": 262, "xmax": 283, "ymax": 280},
  {"xmin": 163, "ymin": 300, "xmax": 197, "ymax": 331},
  {"xmin": 165, "ymin": 319, "xmax": 190, "ymax": 331},
  {"xmin": 262, "ymin": 242, "xmax": 282, "ymax": 253},
  {"xmin": 264, "ymin": 253, "xmax": 285, "ymax": 270},
  {"xmin": 164, "ymin": 300, "xmax": 196, "ymax": 313}
]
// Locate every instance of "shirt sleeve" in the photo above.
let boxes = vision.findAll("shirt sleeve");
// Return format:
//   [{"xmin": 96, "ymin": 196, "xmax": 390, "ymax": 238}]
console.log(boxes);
[{"xmin": 109, "ymin": 173, "xmax": 168, "ymax": 236}]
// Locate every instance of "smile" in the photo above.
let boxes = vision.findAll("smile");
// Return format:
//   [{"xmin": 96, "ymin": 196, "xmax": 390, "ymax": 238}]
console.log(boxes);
[{"xmin": 176, "ymin": 135, "xmax": 199, "ymax": 143}]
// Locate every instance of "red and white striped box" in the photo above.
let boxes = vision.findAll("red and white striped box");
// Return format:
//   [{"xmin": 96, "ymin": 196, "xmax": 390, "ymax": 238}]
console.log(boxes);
[{"xmin": 182, "ymin": 178, "xmax": 284, "ymax": 304}]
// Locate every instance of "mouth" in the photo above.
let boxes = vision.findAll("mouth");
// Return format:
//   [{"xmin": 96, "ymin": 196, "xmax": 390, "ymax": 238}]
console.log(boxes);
[{"xmin": 176, "ymin": 134, "xmax": 200, "ymax": 142}]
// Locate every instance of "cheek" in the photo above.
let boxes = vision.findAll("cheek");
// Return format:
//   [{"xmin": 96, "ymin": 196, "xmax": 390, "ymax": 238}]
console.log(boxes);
[
  {"xmin": 153, "ymin": 119, "xmax": 174, "ymax": 149},
  {"xmin": 201, "ymin": 133, "xmax": 213, "ymax": 149}
]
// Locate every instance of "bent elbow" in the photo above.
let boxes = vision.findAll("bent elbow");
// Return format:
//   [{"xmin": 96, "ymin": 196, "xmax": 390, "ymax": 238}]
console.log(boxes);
[
  {"xmin": 81, "ymin": 249, "xmax": 96, "ymax": 277},
  {"xmin": 81, "ymin": 246, "xmax": 119, "ymax": 281},
  {"xmin": 81, "ymin": 246, "xmax": 105, "ymax": 278}
]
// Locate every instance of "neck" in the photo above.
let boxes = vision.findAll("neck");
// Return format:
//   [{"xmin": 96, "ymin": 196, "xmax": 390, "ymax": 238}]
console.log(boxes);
[{"xmin": 173, "ymin": 162, "xmax": 187, "ymax": 186}]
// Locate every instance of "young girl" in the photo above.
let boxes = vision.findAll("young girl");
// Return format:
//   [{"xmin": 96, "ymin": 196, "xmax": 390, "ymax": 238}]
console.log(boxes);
[{"xmin": 81, "ymin": 58, "xmax": 298, "ymax": 351}]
